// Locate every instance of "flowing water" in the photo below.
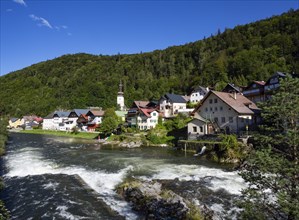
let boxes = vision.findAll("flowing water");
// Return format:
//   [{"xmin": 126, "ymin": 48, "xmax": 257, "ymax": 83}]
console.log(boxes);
[{"xmin": 1, "ymin": 133, "xmax": 246, "ymax": 219}]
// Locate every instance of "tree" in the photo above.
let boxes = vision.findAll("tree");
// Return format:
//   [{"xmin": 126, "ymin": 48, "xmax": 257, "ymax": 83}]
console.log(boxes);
[
  {"xmin": 239, "ymin": 76, "xmax": 299, "ymax": 219},
  {"xmin": 99, "ymin": 108, "xmax": 119, "ymax": 135}
]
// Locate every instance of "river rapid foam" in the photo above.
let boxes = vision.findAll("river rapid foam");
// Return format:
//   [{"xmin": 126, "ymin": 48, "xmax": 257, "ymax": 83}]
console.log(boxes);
[{"xmin": 2, "ymin": 133, "xmax": 246, "ymax": 219}]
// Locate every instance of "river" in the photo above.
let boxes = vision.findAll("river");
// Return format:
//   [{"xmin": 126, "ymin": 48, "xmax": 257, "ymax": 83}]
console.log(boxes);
[{"xmin": 1, "ymin": 132, "xmax": 245, "ymax": 219}]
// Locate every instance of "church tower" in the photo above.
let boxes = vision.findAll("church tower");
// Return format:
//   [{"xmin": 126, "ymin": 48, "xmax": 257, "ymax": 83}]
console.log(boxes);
[{"xmin": 117, "ymin": 81, "xmax": 125, "ymax": 111}]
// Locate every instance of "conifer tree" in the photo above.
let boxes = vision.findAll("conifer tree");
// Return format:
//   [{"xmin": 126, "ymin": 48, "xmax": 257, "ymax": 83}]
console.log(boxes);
[{"xmin": 239, "ymin": 76, "xmax": 299, "ymax": 219}]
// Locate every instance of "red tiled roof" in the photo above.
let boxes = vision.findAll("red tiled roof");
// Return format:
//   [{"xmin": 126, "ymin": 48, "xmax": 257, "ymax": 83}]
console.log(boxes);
[{"xmin": 139, "ymin": 108, "xmax": 157, "ymax": 118}]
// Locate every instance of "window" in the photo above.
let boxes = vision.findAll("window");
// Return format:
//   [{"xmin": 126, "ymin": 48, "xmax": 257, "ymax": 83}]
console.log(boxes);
[
  {"xmin": 221, "ymin": 117, "xmax": 225, "ymax": 123},
  {"xmin": 152, "ymin": 113, "xmax": 156, "ymax": 116},
  {"xmin": 210, "ymin": 107, "xmax": 213, "ymax": 111},
  {"xmin": 220, "ymin": 106, "xmax": 223, "ymax": 111},
  {"xmin": 193, "ymin": 126, "xmax": 197, "ymax": 132},
  {"xmin": 241, "ymin": 118, "xmax": 244, "ymax": 123},
  {"xmin": 229, "ymin": 117, "xmax": 233, "ymax": 123},
  {"xmin": 214, "ymin": 117, "xmax": 218, "ymax": 123},
  {"xmin": 209, "ymin": 99, "xmax": 213, "ymax": 104},
  {"xmin": 215, "ymin": 107, "xmax": 218, "ymax": 111},
  {"xmin": 205, "ymin": 107, "xmax": 208, "ymax": 112},
  {"xmin": 200, "ymin": 126, "xmax": 203, "ymax": 133},
  {"xmin": 214, "ymin": 98, "xmax": 218, "ymax": 103}
]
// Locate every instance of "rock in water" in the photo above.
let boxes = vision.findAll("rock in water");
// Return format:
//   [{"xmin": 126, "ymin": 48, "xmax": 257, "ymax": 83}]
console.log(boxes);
[{"xmin": 117, "ymin": 180, "xmax": 201, "ymax": 220}]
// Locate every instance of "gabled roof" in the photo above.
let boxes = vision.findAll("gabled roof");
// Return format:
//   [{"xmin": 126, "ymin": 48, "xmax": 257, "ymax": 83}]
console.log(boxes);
[
  {"xmin": 79, "ymin": 114, "xmax": 88, "ymax": 120},
  {"xmin": 139, "ymin": 108, "xmax": 157, "ymax": 118},
  {"xmin": 10, "ymin": 117, "xmax": 19, "ymax": 122},
  {"xmin": 162, "ymin": 93, "xmax": 187, "ymax": 103},
  {"xmin": 244, "ymin": 81, "xmax": 265, "ymax": 90},
  {"xmin": 72, "ymin": 109, "xmax": 89, "ymax": 117},
  {"xmin": 222, "ymin": 83, "xmax": 242, "ymax": 93},
  {"xmin": 89, "ymin": 110, "xmax": 105, "ymax": 117},
  {"xmin": 191, "ymin": 114, "xmax": 208, "ymax": 123},
  {"xmin": 54, "ymin": 111, "xmax": 70, "ymax": 118},
  {"xmin": 44, "ymin": 112, "xmax": 55, "ymax": 119},
  {"xmin": 193, "ymin": 90, "xmax": 260, "ymax": 115},
  {"xmin": 265, "ymin": 72, "xmax": 287, "ymax": 85},
  {"xmin": 133, "ymin": 101, "xmax": 150, "ymax": 109},
  {"xmin": 192, "ymin": 86, "xmax": 209, "ymax": 94}
]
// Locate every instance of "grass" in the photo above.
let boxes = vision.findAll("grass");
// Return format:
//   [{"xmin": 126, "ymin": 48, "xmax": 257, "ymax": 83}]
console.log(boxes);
[{"xmin": 20, "ymin": 129, "xmax": 99, "ymax": 139}]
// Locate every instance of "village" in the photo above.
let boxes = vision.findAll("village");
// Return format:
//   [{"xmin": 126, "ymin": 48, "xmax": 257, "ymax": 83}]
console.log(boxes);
[{"xmin": 7, "ymin": 71, "xmax": 291, "ymax": 141}]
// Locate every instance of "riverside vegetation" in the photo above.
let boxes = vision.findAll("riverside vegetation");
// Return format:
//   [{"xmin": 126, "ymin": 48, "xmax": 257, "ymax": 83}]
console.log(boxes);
[
  {"xmin": 0, "ymin": 118, "xmax": 10, "ymax": 219},
  {"xmin": 0, "ymin": 9, "xmax": 298, "ymax": 117}
]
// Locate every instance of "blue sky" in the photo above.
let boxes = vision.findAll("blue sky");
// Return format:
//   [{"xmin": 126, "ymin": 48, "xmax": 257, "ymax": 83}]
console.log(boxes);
[{"xmin": 1, "ymin": 0, "xmax": 298, "ymax": 76}]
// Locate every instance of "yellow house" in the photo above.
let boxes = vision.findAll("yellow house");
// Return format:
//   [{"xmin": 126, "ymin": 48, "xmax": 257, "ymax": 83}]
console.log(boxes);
[{"xmin": 9, "ymin": 118, "xmax": 24, "ymax": 128}]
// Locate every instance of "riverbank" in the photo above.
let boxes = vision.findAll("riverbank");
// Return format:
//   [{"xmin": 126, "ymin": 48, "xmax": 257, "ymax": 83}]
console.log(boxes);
[
  {"xmin": 19, "ymin": 129, "xmax": 99, "ymax": 140},
  {"xmin": 0, "ymin": 118, "xmax": 10, "ymax": 219}
]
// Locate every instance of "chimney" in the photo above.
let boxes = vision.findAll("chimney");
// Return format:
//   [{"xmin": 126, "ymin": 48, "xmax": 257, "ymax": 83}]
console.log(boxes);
[{"xmin": 233, "ymin": 91, "xmax": 237, "ymax": 100}]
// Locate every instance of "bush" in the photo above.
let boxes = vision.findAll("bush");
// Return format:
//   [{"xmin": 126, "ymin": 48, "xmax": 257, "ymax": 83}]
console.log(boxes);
[{"xmin": 218, "ymin": 134, "xmax": 242, "ymax": 161}]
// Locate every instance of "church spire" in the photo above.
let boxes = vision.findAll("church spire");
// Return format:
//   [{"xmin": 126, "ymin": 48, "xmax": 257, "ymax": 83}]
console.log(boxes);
[
  {"xmin": 117, "ymin": 80, "xmax": 125, "ymax": 111},
  {"xmin": 118, "ymin": 80, "xmax": 123, "ymax": 95}
]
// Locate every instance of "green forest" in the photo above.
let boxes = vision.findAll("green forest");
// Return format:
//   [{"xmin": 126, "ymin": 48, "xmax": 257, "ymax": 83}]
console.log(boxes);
[{"xmin": 0, "ymin": 9, "xmax": 298, "ymax": 117}]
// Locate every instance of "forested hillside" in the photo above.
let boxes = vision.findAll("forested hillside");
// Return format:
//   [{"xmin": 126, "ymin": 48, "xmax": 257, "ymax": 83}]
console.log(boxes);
[{"xmin": 0, "ymin": 9, "xmax": 298, "ymax": 117}]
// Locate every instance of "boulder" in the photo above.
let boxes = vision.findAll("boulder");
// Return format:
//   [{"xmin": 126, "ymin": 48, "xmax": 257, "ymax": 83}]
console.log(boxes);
[{"xmin": 117, "ymin": 180, "xmax": 202, "ymax": 220}]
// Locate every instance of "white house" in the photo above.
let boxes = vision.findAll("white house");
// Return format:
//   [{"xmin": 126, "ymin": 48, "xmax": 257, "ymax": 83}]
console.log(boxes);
[
  {"xmin": 159, "ymin": 93, "xmax": 187, "ymax": 118},
  {"xmin": 188, "ymin": 90, "xmax": 260, "ymax": 137},
  {"xmin": 137, "ymin": 109, "xmax": 159, "ymax": 130},
  {"xmin": 187, "ymin": 115, "xmax": 208, "ymax": 140},
  {"xmin": 190, "ymin": 86, "xmax": 209, "ymax": 103},
  {"xmin": 42, "ymin": 111, "xmax": 70, "ymax": 130}
]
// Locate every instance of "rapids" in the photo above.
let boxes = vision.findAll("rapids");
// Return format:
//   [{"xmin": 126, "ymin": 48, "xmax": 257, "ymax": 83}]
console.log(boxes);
[{"xmin": 0, "ymin": 132, "xmax": 246, "ymax": 219}]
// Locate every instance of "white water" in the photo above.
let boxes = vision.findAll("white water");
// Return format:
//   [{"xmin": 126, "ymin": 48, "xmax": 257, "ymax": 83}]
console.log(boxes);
[
  {"xmin": 141, "ymin": 164, "xmax": 246, "ymax": 195},
  {"xmin": 4, "ymin": 145, "xmax": 246, "ymax": 219},
  {"xmin": 4, "ymin": 147, "xmax": 137, "ymax": 219}
]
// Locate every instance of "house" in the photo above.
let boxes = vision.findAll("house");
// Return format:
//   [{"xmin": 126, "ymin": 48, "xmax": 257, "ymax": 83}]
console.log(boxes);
[
  {"xmin": 159, "ymin": 93, "xmax": 187, "ymax": 118},
  {"xmin": 66, "ymin": 109, "xmax": 89, "ymax": 130},
  {"xmin": 189, "ymin": 90, "xmax": 260, "ymax": 137},
  {"xmin": 8, "ymin": 118, "xmax": 24, "ymax": 128},
  {"xmin": 76, "ymin": 114, "xmax": 89, "ymax": 131},
  {"xmin": 42, "ymin": 111, "xmax": 70, "ymax": 131},
  {"xmin": 243, "ymin": 81, "xmax": 266, "ymax": 103},
  {"xmin": 126, "ymin": 101, "xmax": 159, "ymax": 130},
  {"xmin": 187, "ymin": 115, "xmax": 208, "ymax": 140},
  {"xmin": 85, "ymin": 109, "xmax": 105, "ymax": 131},
  {"xmin": 222, "ymin": 83, "xmax": 242, "ymax": 94},
  {"xmin": 137, "ymin": 108, "xmax": 159, "ymax": 130},
  {"xmin": 189, "ymin": 86, "xmax": 209, "ymax": 103},
  {"xmin": 24, "ymin": 115, "xmax": 43, "ymax": 129},
  {"xmin": 264, "ymin": 72, "xmax": 286, "ymax": 100},
  {"xmin": 42, "ymin": 112, "xmax": 55, "ymax": 130}
]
